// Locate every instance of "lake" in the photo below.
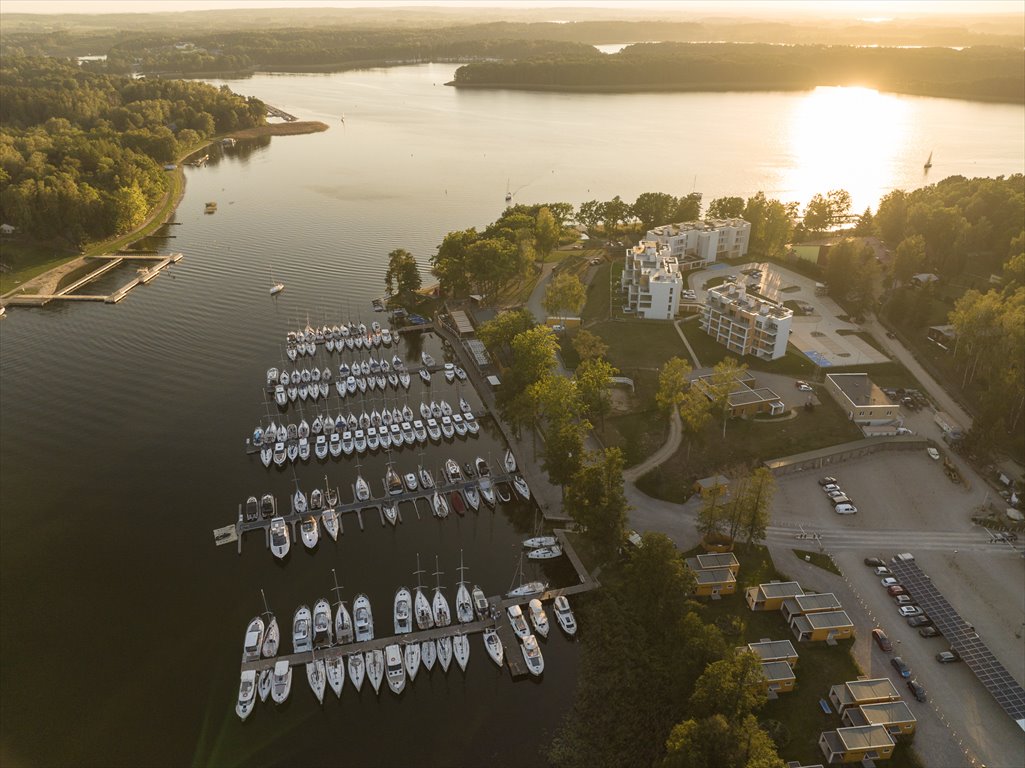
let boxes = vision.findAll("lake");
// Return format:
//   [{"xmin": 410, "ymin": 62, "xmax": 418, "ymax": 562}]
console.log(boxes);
[{"xmin": 0, "ymin": 63, "xmax": 1022, "ymax": 767}]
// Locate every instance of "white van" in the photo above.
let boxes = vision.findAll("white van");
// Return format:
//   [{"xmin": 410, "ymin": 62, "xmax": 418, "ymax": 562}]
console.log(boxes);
[{"xmin": 834, "ymin": 504, "xmax": 858, "ymax": 515}]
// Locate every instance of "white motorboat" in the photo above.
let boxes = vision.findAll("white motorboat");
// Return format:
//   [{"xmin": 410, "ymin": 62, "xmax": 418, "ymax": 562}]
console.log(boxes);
[
  {"xmin": 394, "ymin": 587, "xmax": 413, "ymax": 634},
  {"xmin": 313, "ymin": 599, "xmax": 332, "ymax": 646},
  {"xmin": 378, "ymin": 425, "xmax": 391, "ymax": 449},
  {"xmin": 271, "ymin": 659, "xmax": 292, "ymax": 704},
  {"xmin": 353, "ymin": 593, "xmax": 374, "ymax": 642},
  {"xmin": 236, "ymin": 670, "xmax": 257, "ymax": 721},
  {"xmin": 507, "ymin": 604, "xmax": 531, "ymax": 639},
  {"xmin": 478, "ymin": 475, "xmax": 495, "ymax": 507},
  {"xmin": 385, "ymin": 644, "xmax": 406, "ymax": 695},
  {"xmin": 421, "ymin": 351, "xmax": 435, "ymax": 367},
  {"xmin": 355, "ymin": 429, "xmax": 368, "ymax": 453},
  {"xmin": 292, "ymin": 605, "xmax": 312, "ymax": 653},
  {"xmin": 553, "ymin": 595, "xmax": 577, "ymax": 636},
  {"xmin": 293, "ymin": 489, "xmax": 308, "ymax": 514},
  {"xmin": 314, "ymin": 434, "xmax": 328, "ymax": 460},
  {"xmin": 445, "ymin": 458, "xmax": 463, "ymax": 483},
  {"xmin": 403, "ymin": 473, "xmax": 419, "ymax": 492},
  {"xmin": 267, "ymin": 367, "xmax": 280, "ymax": 386},
  {"xmin": 512, "ymin": 474, "xmax": 531, "ymax": 501},
  {"xmin": 270, "ymin": 516, "xmax": 290, "ymax": 559},
  {"xmin": 322, "ymin": 508, "xmax": 339, "ymax": 541},
  {"xmin": 326, "ymin": 654, "xmax": 345, "ymax": 698},
  {"xmin": 523, "ymin": 535, "xmax": 558, "ymax": 549},
  {"xmin": 347, "ymin": 652, "xmax": 365, "ymax": 692},
  {"xmin": 244, "ymin": 496, "xmax": 260, "ymax": 523},
  {"xmin": 527, "ymin": 545, "xmax": 563, "ymax": 560},
  {"xmin": 273, "ymin": 441, "xmax": 287, "ymax": 466},
  {"xmin": 260, "ymin": 494, "xmax": 277, "ymax": 519},
  {"xmin": 383, "ymin": 502, "xmax": 398, "ymax": 526},
  {"xmin": 401, "ymin": 422, "xmax": 416, "ymax": 445},
  {"xmin": 521, "ymin": 634, "xmax": 544, "ymax": 676},
  {"xmin": 258, "ymin": 667, "xmax": 272, "ymax": 702},
  {"xmin": 483, "ymin": 628, "xmax": 504, "ymax": 666},
  {"xmin": 426, "ymin": 418, "xmax": 442, "ymax": 442},
  {"xmin": 452, "ymin": 414, "xmax": 468, "ymax": 437},
  {"xmin": 464, "ymin": 484, "xmax": 480, "ymax": 511},
  {"xmin": 329, "ymin": 432, "xmax": 342, "ymax": 457},
  {"xmin": 366, "ymin": 649, "xmax": 384, "ymax": 694},
  {"xmin": 453, "ymin": 633, "xmax": 470, "ymax": 671},
  {"xmin": 504, "ymin": 449, "xmax": 517, "ymax": 473},
  {"xmin": 528, "ymin": 598, "xmax": 550, "ymax": 638},
  {"xmin": 471, "ymin": 586, "xmax": 489, "ymax": 620},
  {"xmin": 307, "ymin": 658, "xmax": 326, "ymax": 704},
  {"xmin": 341, "ymin": 430, "xmax": 354, "ymax": 455},
  {"xmin": 274, "ymin": 384, "xmax": 287, "ymax": 407},
  {"xmin": 419, "ymin": 465, "xmax": 435, "ymax": 489},
  {"xmin": 354, "ymin": 473, "xmax": 371, "ymax": 502},
  {"xmin": 419, "ymin": 368, "xmax": 431, "ymax": 384},
  {"xmin": 389, "ymin": 423, "xmax": 402, "ymax": 445},
  {"xmin": 444, "ymin": 363, "xmax": 455, "ymax": 383},
  {"xmin": 300, "ymin": 516, "xmax": 319, "ymax": 549},
  {"xmin": 298, "ymin": 437, "xmax": 311, "ymax": 461},
  {"xmin": 431, "ymin": 490, "xmax": 448, "ymax": 518},
  {"xmin": 242, "ymin": 616, "xmax": 265, "ymax": 662},
  {"xmin": 413, "ymin": 420, "xmax": 428, "ymax": 442},
  {"xmin": 404, "ymin": 642, "xmax": 421, "ymax": 681},
  {"xmin": 262, "ymin": 615, "xmax": 280, "ymax": 657},
  {"xmin": 421, "ymin": 639, "xmax": 437, "ymax": 671},
  {"xmin": 440, "ymin": 416, "xmax": 455, "ymax": 439},
  {"xmin": 455, "ymin": 366, "xmax": 466, "ymax": 381},
  {"xmin": 437, "ymin": 635, "xmax": 453, "ymax": 672}
]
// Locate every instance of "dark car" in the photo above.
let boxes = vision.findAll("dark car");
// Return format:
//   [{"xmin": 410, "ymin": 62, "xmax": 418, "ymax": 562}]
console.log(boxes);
[
  {"xmin": 907, "ymin": 679, "xmax": 927, "ymax": 702},
  {"xmin": 936, "ymin": 651, "xmax": 962, "ymax": 663},
  {"xmin": 891, "ymin": 656, "xmax": 911, "ymax": 678},
  {"xmin": 872, "ymin": 628, "xmax": 892, "ymax": 652},
  {"xmin": 864, "ymin": 557, "xmax": 885, "ymax": 567},
  {"xmin": 818, "ymin": 476, "xmax": 838, "ymax": 486},
  {"xmin": 919, "ymin": 626, "xmax": 941, "ymax": 638},
  {"xmin": 907, "ymin": 615, "xmax": 932, "ymax": 628}
]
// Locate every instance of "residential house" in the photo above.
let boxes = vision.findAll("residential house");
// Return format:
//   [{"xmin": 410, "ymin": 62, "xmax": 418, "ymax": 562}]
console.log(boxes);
[
  {"xmin": 690, "ymin": 567, "xmax": 737, "ymax": 597},
  {"xmin": 620, "ymin": 241, "xmax": 683, "ymax": 319},
  {"xmin": 759, "ymin": 660, "xmax": 796, "ymax": 695},
  {"xmin": 746, "ymin": 581, "xmax": 804, "ymax": 611},
  {"xmin": 791, "ymin": 610, "xmax": 855, "ymax": 643},
  {"xmin": 700, "ymin": 283, "xmax": 793, "ymax": 361},
  {"xmin": 742, "ymin": 639, "xmax": 799, "ymax": 667},
  {"xmin": 842, "ymin": 701, "xmax": 917, "ymax": 739},
  {"xmin": 818, "ymin": 724, "xmax": 895, "ymax": 764},
  {"xmin": 693, "ymin": 370, "xmax": 785, "ymax": 418},
  {"xmin": 825, "ymin": 373, "xmax": 902, "ymax": 426},
  {"xmin": 646, "ymin": 218, "xmax": 750, "ymax": 271},
  {"xmin": 686, "ymin": 552, "xmax": 740, "ymax": 574},
  {"xmin": 828, "ymin": 678, "xmax": 902, "ymax": 715},
  {"xmin": 781, "ymin": 592, "xmax": 843, "ymax": 624}
]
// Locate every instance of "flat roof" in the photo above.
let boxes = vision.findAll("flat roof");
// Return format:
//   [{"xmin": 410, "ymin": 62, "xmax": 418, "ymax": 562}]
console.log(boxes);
[
  {"xmin": 827, "ymin": 373, "xmax": 894, "ymax": 408},
  {"xmin": 748, "ymin": 639, "xmax": 798, "ymax": 661},
  {"xmin": 804, "ymin": 610, "xmax": 853, "ymax": 629},
  {"xmin": 786, "ymin": 593, "xmax": 843, "ymax": 613},
  {"xmin": 450, "ymin": 309, "xmax": 474, "ymax": 335},
  {"xmin": 695, "ymin": 567, "xmax": 736, "ymax": 585},
  {"xmin": 837, "ymin": 724, "xmax": 895, "ymax": 751},
  {"xmin": 696, "ymin": 552, "xmax": 739, "ymax": 569},
  {"xmin": 761, "ymin": 660, "xmax": 795, "ymax": 681},
  {"xmin": 848, "ymin": 701, "xmax": 916, "ymax": 727},
  {"xmin": 842, "ymin": 678, "xmax": 901, "ymax": 702},
  {"xmin": 758, "ymin": 581, "xmax": 804, "ymax": 599}
]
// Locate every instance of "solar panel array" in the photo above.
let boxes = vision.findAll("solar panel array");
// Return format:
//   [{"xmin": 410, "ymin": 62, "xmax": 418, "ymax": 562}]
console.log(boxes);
[{"xmin": 889, "ymin": 558, "xmax": 1025, "ymax": 724}]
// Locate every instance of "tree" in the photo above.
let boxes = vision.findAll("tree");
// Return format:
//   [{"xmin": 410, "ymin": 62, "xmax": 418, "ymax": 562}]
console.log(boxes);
[
  {"xmin": 384, "ymin": 248, "xmax": 421, "ymax": 304},
  {"xmin": 678, "ymin": 385, "xmax": 714, "ymax": 459},
  {"xmin": 706, "ymin": 196, "xmax": 745, "ymax": 219},
  {"xmin": 707, "ymin": 357, "xmax": 747, "ymax": 438},
  {"xmin": 109, "ymin": 182, "xmax": 147, "ymax": 235},
  {"xmin": 875, "ymin": 189, "xmax": 909, "ymax": 244},
  {"xmin": 892, "ymin": 234, "xmax": 926, "ymax": 285},
  {"xmin": 673, "ymin": 192, "xmax": 702, "ymax": 222},
  {"xmin": 689, "ymin": 651, "xmax": 768, "ymax": 720},
  {"xmin": 853, "ymin": 207, "xmax": 875, "ymax": 236},
  {"xmin": 598, "ymin": 195, "xmax": 630, "ymax": 239},
  {"xmin": 743, "ymin": 192, "xmax": 792, "ymax": 256},
  {"xmin": 738, "ymin": 467, "xmax": 775, "ymax": 545},
  {"xmin": 534, "ymin": 206, "xmax": 561, "ymax": 264},
  {"xmin": 543, "ymin": 271, "xmax": 586, "ymax": 317},
  {"xmin": 431, "ymin": 228, "xmax": 476, "ymax": 297},
  {"xmin": 696, "ymin": 482, "xmax": 729, "ymax": 538},
  {"xmin": 576, "ymin": 199, "xmax": 602, "ymax": 232},
  {"xmin": 476, "ymin": 308, "xmax": 535, "ymax": 355},
  {"xmin": 632, "ymin": 191, "xmax": 678, "ymax": 230},
  {"xmin": 656, "ymin": 356, "xmax": 693, "ymax": 413},
  {"xmin": 802, "ymin": 193, "xmax": 832, "ymax": 232},
  {"xmin": 499, "ymin": 324, "xmax": 561, "ymax": 440},
  {"xmin": 466, "ymin": 236, "xmax": 525, "ymax": 302},
  {"xmin": 541, "ymin": 414, "xmax": 588, "ymax": 491},
  {"xmin": 565, "ymin": 448, "xmax": 629, "ymax": 562},
  {"xmin": 572, "ymin": 329, "xmax": 608, "ymax": 361},
  {"xmin": 576, "ymin": 357, "xmax": 617, "ymax": 432},
  {"xmin": 663, "ymin": 715, "xmax": 784, "ymax": 768}
]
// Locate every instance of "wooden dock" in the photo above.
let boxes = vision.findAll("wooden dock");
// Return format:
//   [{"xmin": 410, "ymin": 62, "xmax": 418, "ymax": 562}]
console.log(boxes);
[
  {"xmin": 265, "ymin": 104, "xmax": 298, "ymax": 122},
  {"xmin": 4, "ymin": 253, "xmax": 182, "ymax": 307}
]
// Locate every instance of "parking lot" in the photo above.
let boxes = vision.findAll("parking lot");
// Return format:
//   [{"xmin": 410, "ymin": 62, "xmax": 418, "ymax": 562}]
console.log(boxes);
[{"xmin": 771, "ymin": 450, "xmax": 1025, "ymax": 767}]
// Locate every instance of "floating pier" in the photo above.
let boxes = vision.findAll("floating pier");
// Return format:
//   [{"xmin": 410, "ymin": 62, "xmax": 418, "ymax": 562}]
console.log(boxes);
[
  {"xmin": 265, "ymin": 104, "xmax": 298, "ymax": 122},
  {"xmin": 4, "ymin": 253, "xmax": 182, "ymax": 307}
]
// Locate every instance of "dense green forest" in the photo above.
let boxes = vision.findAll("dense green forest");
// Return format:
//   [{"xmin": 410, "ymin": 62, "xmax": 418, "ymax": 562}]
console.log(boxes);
[
  {"xmin": 452, "ymin": 43, "xmax": 1025, "ymax": 103},
  {"xmin": 0, "ymin": 55, "xmax": 264, "ymax": 245}
]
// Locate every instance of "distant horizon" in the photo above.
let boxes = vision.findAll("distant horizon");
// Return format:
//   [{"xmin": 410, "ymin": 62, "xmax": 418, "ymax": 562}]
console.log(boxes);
[{"xmin": 2, "ymin": 0, "xmax": 1022, "ymax": 18}]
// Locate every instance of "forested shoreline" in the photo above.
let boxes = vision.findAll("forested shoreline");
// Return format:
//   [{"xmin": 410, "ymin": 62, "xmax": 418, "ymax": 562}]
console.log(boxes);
[
  {"xmin": 452, "ymin": 43, "xmax": 1025, "ymax": 104},
  {"xmin": 0, "ymin": 56, "xmax": 265, "ymax": 246}
]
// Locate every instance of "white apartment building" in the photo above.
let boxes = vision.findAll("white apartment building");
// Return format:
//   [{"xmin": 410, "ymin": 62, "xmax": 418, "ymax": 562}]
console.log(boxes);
[
  {"xmin": 646, "ymin": 218, "xmax": 751, "ymax": 271},
  {"xmin": 620, "ymin": 241, "xmax": 682, "ymax": 320},
  {"xmin": 701, "ymin": 283, "xmax": 793, "ymax": 360}
]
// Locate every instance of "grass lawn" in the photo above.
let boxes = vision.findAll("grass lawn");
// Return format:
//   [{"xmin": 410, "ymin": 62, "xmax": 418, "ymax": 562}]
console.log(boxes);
[
  {"xmin": 602, "ymin": 369, "xmax": 666, "ymax": 467},
  {"xmin": 637, "ymin": 395, "xmax": 862, "ymax": 503},
  {"xmin": 792, "ymin": 549, "xmax": 843, "ymax": 576},
  {"xmin": 687, "ymin": 544, "xmax": 921, "ymax": 768},
  {"xmin": 591, "ymin": 318, "xmax": 687, "ymax": 371},
  {"xmin": 582, "ymin": 256, "xmax": 622, "ymax": 322},
  {"xmin": 0, "ymin": 240, "xmax": 80, "ymax": 295}
]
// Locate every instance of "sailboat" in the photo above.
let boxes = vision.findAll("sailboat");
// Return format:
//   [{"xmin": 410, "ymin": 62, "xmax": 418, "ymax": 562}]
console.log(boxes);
[
  {"xmin": 331, "ymin": 569, "xmax": 354, "ymax": 644},
  {"xmin": 455, "ymin": 551, "xmax": 474, "ymax": 624},
  {"xmin": 413, "ymin": 554, "xmax": 435, "ymax": 630},
  {"xmin": 269, "ymin": 266, "xmax": 284, "ymax": 295},
  {"xmin": 924, "ymin": 151, "xmax": 933, "ymax": 170},
  {"xmin": 505, "ymin": 178, "xmax": 512, "ymax": 202},
  {"xmin": 506, "ymin": 553, "xmax": 548, "ymax": 598}
]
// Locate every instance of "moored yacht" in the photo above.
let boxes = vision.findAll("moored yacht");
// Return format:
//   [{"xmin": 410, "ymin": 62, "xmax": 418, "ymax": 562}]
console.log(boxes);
[
  {"xmin": 292, "ymin": 605, "xmax": 313, "ymax": 653},
  {"xmin": 404, "ymin": 641, "xmax": 421, "ymax": 681},
  {"xmin": 306, "ymin": 657, "xmax": 326, "ymax": 704},
  {"xmin": 270, "ymin": 517, "xmax": 290, "ymax": 559},
  {"xmin": 483, "ymin": 628, "xmax": 504, "ymax": 666},
  {"xmin": 394, "ymin": 587, "xmax": 413, "ymax": 634},
  {"xmin": 262, "ymin": 615, "xmax": 280, "ymax": 657},
  {"xmin": 507, "ymin": 604, "xmax": 530, "ymax": 639},
  {"xmin": 553, "ymin": 595, "xmax": 577, "ymax": 636},
  {"xmin": 521, "ymin": 634, "xmax": 544, "ymax": 676},
  {"xmin": 347, "ymin": 652, "xmax": 365, "ymax": 692},
  {"xmin": 512, "ymin": 474, "xmax": 531, "ymax": 501},
  {"xmin": 271, "ymin": 659, "xmax": 292, "ymax": 704},
  {"xmin": 300, "ymin": 516, "xmax": 319, "ymax": 549},
  {"xmin": 437, "ymin": 635, "xmax": 453, "ymax": 672},
  {"xmin": 366, "ymin": 649, "xmax": 384, "ymax": 694},
  {"xmin": 421, "ymin": 639, "xmax": 437, "ymax": 672},
  {"xmin": 242, "ymin": 616, "xmax": 265, "ymax": 662},
  {"xmin": 528, "ymin": 598, "xmax": 550, "ymax": 638},
  {"xmin": 472, "ymin": 585, "xmax": 489, "ymax": 620},
  {"xmin": 326, "ymin": 654, "xmax": 345, "ymax": 698},
  {"xmin": 353, "ymin": 593, "xmax": 374, "ymax": 642},
  {"xmin": 385, "ymin": 644, "xmax": 406, "ymax": 695},
  {"xmin": 236, "ymin": 670, "xmax": 257, "ymax": 721},
  {"xmin": 453, "ymin": 633, "xmax": 470, "ymax": 671},
  {"xmin": 313, "ymin": 599, "xmax": 332, "ymax": 646}
]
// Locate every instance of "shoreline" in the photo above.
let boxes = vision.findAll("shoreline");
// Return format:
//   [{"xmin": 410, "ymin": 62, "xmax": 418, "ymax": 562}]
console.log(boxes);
[{"xmin": 1, "ymin": 121, "xmax": 329, "ymax": 301}]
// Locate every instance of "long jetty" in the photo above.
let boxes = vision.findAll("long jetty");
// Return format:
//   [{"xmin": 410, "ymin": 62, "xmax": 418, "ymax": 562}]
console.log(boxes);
[
  {"xmin": 4, "ymin": 253, "xmax": 182, "ymax": 307},
  {"xmin": 240, "ymin": 532, "xmax": 596, "ymax": 679}
]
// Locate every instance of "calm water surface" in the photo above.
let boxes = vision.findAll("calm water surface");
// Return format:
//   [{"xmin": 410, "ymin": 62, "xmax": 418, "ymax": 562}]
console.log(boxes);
[{"xmin": 1, "ymin": 64, "xmax": 1023, "ymax": 767}]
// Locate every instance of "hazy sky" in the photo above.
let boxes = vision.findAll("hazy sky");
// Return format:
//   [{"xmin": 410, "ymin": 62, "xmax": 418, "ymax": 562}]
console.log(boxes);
[{"xmin": 1, "ymin": 0, "xmax": 1021, "ymax": 17}]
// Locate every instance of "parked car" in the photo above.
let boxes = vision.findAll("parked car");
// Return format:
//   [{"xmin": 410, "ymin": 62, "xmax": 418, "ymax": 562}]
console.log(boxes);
[
  {"xmin": 822, "ymin": 484, "xmax": 841, "ymax": 493},
  {"xmin": 899, "ymin": 606, "xmax": 923, "ymax": 617},
  {"xmin": 864, "ymin": 557, "xmax": 885, "ymax": 567},
  {"xmin": 826, "ymin": 489, "xmax": 846, "ymax": 500},
  {"xmin": 891, "ymin": 656, "xmax": 911, "ymax": 678},
  {"xmin": 907, "ymin": 615, "xmax": 932, "ymax": 627},
  {"xmin": 896, "ymin": 427, "xmax": 914, "ymax": 435},
  {"xmin": 835, "ymin": 504, "xmax": 858, "ymax": 515},
  {"xmin": 831, "ymin": 496, "xmax": 853, "ymax": 507},
  {"xmin": 795, "ymin": 380, "xmax": 813, "ymax": 391},
  {"xmin": 894, "ymin": 595, "xmax": 915, "ymax": 606},
  {"xmin": 874, "ymin": 566, "xmax": 892, "ymax": 576},
  {"xmin": 936, "ymin": 651, "xmax": 962, "ymax": 663},
  {"xmin": 872, "ymin": 628, "xmax": 892, "ymax": 652},
  {"xmin": 918, "ymin": 626, "xmax": 941, "ymax": 638},
  {"xmin": 993, "ymin": 531, "xmax": 1019, "ymax": 542},
  {"xmin": 881, "ymin": 577, "xmax": 899, "ymax": 587},
  {"xmin": 887, "ymin": 585, "xmax": 908, "ymax": 596},
  {"xmin": 589, "ymin": 257, "xmax": 602, "ymax": 264},
  {"xmin": 907, "ymin": 679, "xmax": 928, "ymax": 702},
  {"xmin": 818, "ymin": 477, "xmax": 838, "ymax": 486}
]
